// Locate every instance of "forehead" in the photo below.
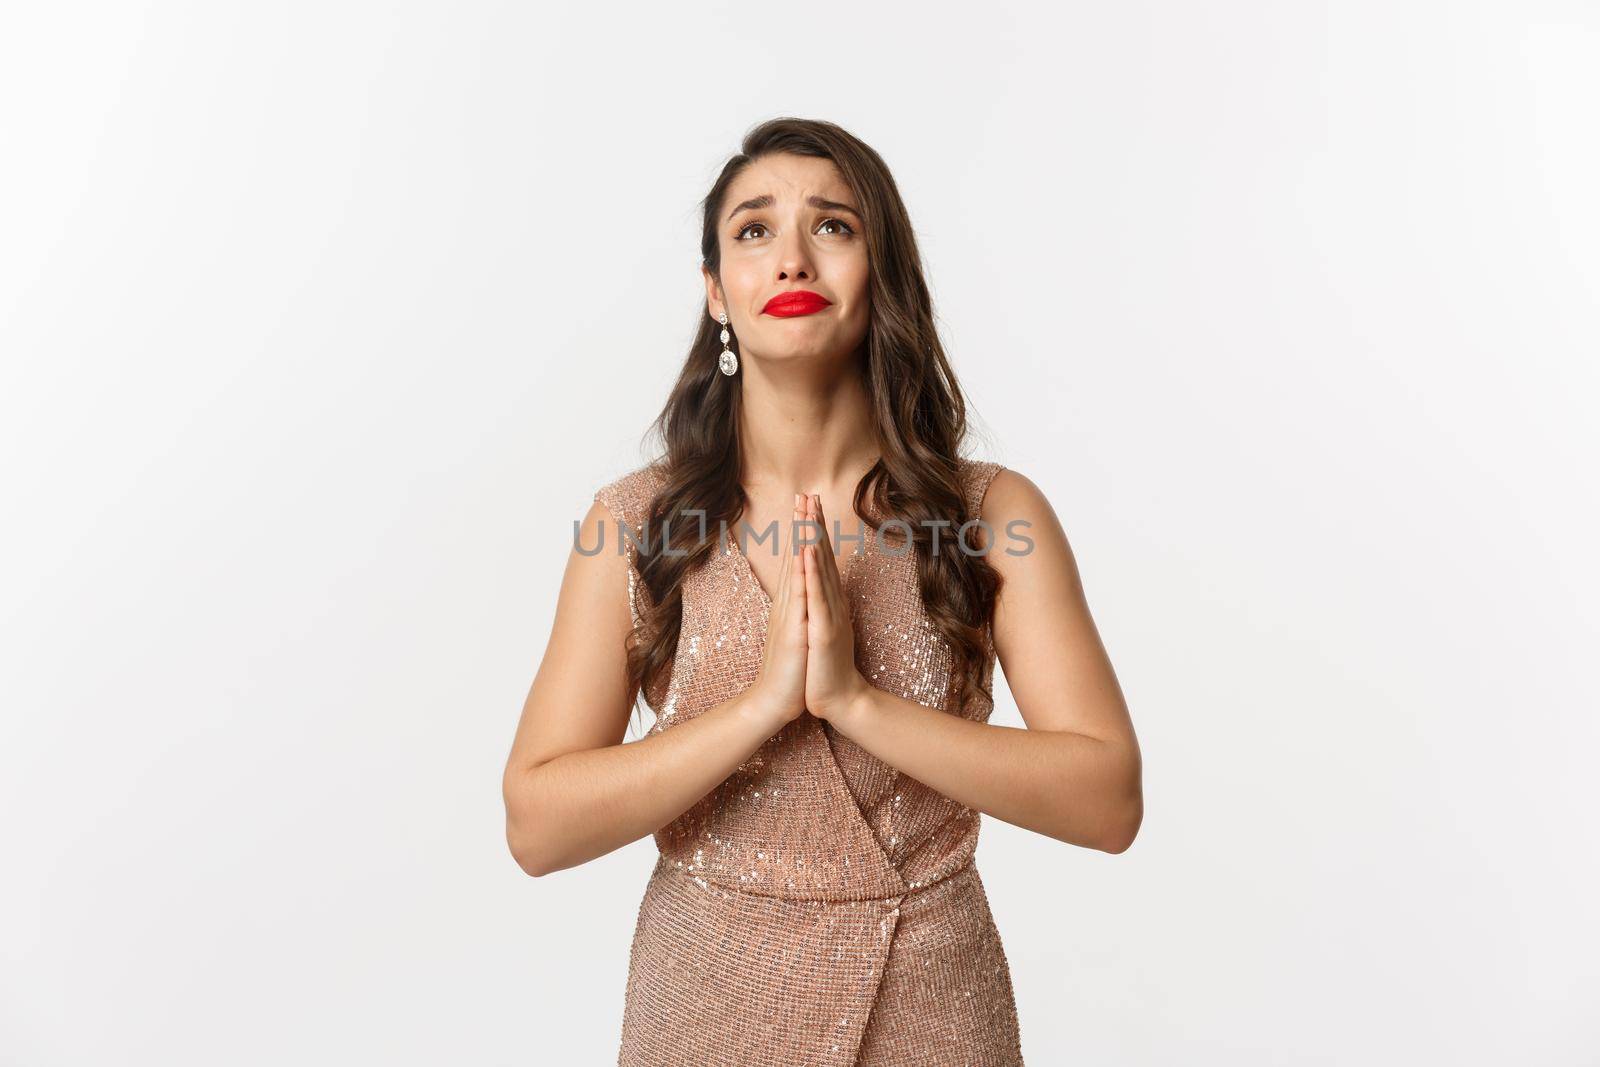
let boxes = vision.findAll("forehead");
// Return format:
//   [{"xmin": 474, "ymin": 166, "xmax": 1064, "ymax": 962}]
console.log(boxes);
[{"xmin": 725, "ymin": 153, "xmax": 855, "ymax": 206}]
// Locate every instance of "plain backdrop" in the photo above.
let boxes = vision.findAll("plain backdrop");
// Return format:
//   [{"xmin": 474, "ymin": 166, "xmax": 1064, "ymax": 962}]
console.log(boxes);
[{"xmin": 2, "ymin": 2, "xmax": 1596, "ymax": 1064}]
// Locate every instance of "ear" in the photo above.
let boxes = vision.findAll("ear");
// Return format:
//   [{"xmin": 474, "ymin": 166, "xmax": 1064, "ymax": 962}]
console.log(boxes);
[{"xmin": 701, "ymin": 265, "xmax": 724, "ymax": 323}]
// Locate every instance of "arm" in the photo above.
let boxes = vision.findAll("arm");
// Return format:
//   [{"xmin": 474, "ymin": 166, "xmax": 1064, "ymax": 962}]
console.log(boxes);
[
  {"xmin": 501, "ymin": 498, "xmax": 785, "ymax": 877},
  {"xmin": 822, "ymin": 470, "xmax": 1142, "ymax": 854}
]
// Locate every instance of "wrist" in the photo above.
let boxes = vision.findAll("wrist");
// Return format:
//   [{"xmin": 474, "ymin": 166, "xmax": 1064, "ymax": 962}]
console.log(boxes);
[
  {"xmin": 829, "ymin": 679, "xmax": 877, "ymax": 732},
  {"xmin": 737, "ymin": 685, "xmax": 789, "ymax": 731}
]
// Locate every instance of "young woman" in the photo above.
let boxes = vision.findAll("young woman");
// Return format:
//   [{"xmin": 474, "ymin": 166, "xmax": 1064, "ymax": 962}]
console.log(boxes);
[{"xmin": 503, "ymin": 117, "xmax": 1141, "ymax": 1067}]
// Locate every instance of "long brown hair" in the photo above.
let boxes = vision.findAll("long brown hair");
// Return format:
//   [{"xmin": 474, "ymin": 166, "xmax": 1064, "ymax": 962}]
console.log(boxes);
[{"xmin": 621, "ymin": 117, "xmax": 1001, "ymax": 726}]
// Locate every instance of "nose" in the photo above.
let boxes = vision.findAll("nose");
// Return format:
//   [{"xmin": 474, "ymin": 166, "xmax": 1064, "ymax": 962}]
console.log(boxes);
[{"xmin": 774, "ymin": 230, "xmax": 813, "ymax": 282}]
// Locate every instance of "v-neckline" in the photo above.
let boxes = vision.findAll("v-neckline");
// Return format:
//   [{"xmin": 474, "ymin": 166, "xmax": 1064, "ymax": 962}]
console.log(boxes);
[{"xmin": 726, "ymin": 515, "xmax": 871, "ymax": 608}]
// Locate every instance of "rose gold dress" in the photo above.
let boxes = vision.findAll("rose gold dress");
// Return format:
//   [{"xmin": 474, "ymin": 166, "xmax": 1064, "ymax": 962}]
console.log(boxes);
[{"xmin": 593, "ymin": 458, "xmax": 1023, "ymax": 1067}]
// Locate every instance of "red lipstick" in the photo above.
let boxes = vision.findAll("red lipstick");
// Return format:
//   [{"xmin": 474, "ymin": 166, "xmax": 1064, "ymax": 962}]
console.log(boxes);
[{"xmin": 762, "ymin": 290, "xmax": 832, "ymax": 317}]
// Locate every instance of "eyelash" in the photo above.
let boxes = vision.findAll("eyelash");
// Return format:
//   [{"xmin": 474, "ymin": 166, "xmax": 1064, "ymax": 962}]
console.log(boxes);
[{"xmin": 734, "ymin": 217, "xmax": 856, "ymax": 241}]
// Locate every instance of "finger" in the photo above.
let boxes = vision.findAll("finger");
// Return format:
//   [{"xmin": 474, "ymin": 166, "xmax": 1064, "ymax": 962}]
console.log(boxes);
[
  {"xmin": 790, "ymin": 495, "xmax": 808, "ymax": 619},
  {"xmin": 804, "ymin": 541, "xmax": 830, "ymax": 632},
  {"xmin": 797, "ymin": 494, "xmax": 817, "ymax": 564},
  {"xmin": 796, "ymin": 496, "xmax": 814, "ymax": 595},
  {"xmin": 802, "ymin": 497, "xmax": 836, "ymax": 627},
  {"xmin": 810, "ymin": 494, "xmax": 846, "ymax": 615},
  {"xmin": 810, "ymin": 494, "xmax": 839, "ymax": 580},
  {"xmin": 803, "ymin": 494, "xmax": 832, "ymax": 620}
]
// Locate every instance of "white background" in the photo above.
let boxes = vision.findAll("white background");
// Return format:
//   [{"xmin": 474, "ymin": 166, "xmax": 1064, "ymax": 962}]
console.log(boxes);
[{"xmin": 3, "ymin": 2, "xmax": 1596, "ymax": 1063}]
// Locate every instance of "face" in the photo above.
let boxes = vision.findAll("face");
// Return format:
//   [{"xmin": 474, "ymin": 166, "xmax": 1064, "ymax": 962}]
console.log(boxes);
[{"xmin": 705, "ymin": 153, "xmax": 871, "ymax": 369}]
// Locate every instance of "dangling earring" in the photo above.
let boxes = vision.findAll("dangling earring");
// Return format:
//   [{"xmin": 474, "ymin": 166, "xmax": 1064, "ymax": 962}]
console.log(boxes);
[{"xmin": 718, "ymin": 312, "xmax": 740, "ymax": 376}]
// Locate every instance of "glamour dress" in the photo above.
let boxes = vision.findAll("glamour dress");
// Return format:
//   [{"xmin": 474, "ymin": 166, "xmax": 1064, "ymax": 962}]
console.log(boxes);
[{"xmin": 593, "ymin": 458, "xmax": 1024, "ymax": 1067}]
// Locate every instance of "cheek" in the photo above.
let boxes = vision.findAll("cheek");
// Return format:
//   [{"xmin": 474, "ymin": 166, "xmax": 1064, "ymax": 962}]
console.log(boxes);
[
  {"xmin": 845, "ymin": 269, "xmax": 872, "ymax": 320},
  {"xmin": 720, "ymin": 263, "xmax": 764, "ymax": 310},
  {"xmin": 832, "ymin": 259, "xmax": 870, "ymax": 312}
]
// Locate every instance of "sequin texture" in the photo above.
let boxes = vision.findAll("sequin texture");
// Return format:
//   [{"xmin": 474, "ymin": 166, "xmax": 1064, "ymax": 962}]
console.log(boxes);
[{"xmin": 594, "ymin": 459, "xmax": 1021, "ymax": 1066}]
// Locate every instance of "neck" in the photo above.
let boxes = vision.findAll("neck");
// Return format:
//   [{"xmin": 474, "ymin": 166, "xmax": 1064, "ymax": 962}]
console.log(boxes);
[{"xmin": 735, "ymin": 353, "xmax": 879, "ymax": 492}]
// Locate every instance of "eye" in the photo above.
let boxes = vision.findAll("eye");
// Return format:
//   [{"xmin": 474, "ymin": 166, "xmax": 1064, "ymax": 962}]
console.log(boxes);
[{"xmin": 733, "ymin": 217, "xmax": 858, "ymax": 241}]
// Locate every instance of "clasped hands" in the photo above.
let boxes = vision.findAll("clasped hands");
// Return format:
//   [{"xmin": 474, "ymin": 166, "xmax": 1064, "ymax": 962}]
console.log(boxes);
[{"xmin": 749, "ymin": 492, "xmax": 874, "ymax": 730}]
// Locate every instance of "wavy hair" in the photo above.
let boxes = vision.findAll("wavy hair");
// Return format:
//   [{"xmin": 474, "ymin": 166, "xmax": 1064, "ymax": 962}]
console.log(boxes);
[{"xmin": 620, "ymin": 117, "xmax": 1001, "ymax": 727}]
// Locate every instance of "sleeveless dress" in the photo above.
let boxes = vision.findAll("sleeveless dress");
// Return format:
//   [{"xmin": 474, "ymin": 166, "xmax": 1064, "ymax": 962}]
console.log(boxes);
[{"xmin": 593, "ymin": 458, "xmax": 1023, "ymax": 1067}]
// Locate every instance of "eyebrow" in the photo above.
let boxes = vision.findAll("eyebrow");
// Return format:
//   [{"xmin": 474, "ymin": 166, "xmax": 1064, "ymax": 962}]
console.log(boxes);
[{"xmin": 725, "ymin": 194, "xmax": 863, "ymax": 223}]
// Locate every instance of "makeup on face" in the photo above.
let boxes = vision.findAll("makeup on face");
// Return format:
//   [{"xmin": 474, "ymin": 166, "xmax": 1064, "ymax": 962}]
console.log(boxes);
[{"xmin": 762, "ymin": 290, "xmax": 833, "ymax": 317}]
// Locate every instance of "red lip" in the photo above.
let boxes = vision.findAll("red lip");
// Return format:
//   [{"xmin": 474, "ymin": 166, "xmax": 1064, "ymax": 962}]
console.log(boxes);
[{"xmin": 762, "ymin": 290, "xmax": 832, "ymax": 317}]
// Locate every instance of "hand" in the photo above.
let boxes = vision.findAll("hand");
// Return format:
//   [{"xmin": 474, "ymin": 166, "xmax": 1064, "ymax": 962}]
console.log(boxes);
[
  {"xmin": 801, "ymin": 493, "xmax": 871, "ymax": 723},
  {"xmin": 746, "ymin": 493, "xmax": 811, "ymax": 727}
]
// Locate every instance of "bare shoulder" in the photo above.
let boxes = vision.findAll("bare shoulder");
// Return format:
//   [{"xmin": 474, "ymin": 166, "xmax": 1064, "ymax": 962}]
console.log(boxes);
[
  {"xmin": 593, "ymin": 460, "xmax": 669, "ymax": 534},
  {"xmin": 976, "ymin": 465, "xmax": 1085, "ymax": 596},
  {"xmin": 980, "ymin": 465, "xmax": 1050, "ymax": 520},
  {"xmin": 571, "ymin": 496, "xmax": 631, "ymax": 586}
]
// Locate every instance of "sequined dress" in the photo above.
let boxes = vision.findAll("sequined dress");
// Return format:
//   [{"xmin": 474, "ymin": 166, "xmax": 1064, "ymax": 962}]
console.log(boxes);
[{"xmin": 593, "ymin": 458, "xmax": 1023, "ymax": 1067}]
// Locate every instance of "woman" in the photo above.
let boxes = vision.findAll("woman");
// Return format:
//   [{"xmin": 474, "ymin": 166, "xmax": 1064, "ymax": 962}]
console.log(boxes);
[{"xmin": 503, "ymin": 117, "xmax": 1141, "ymax": 1066}]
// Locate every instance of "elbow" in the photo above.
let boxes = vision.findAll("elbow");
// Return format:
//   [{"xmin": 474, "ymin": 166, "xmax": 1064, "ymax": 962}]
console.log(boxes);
[
  {"xmin": 503, "ymin": 768, "xmax": 555, "ymax": 877},
  {"xmin": 508, "ymin": 814, "xmax": 567, "ymax": 878},
  {"xmin": 1100, "ymin": 739, "xmax": 1139, "ymax": 857},
  {"xmin": 1100, "ymin": 787, "xmax": 1143, "ymax": 855},
  {"xmin": 505, "ymin": 808, "xmax": 550, "ymax": 877},
  {"xmin": 1100, "ymin": 809, "xmax": 1141, "ymax": 853},
  {"xmin": 1093, "ymin": 747, "xmax": 1143, "ymax": 854},
  {"xmin": 521, "ymin": 857, "xmax": 556, "ymax": 879},
  {"xmin": 509, "ymin": 827, "xmax": 553, "ymax": 878}
]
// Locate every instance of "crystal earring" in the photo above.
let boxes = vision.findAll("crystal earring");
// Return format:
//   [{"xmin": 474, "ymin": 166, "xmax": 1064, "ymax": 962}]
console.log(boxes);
[{"xmin": 718, "ymin": 312, "xmax": 739, "ymax": 376}]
